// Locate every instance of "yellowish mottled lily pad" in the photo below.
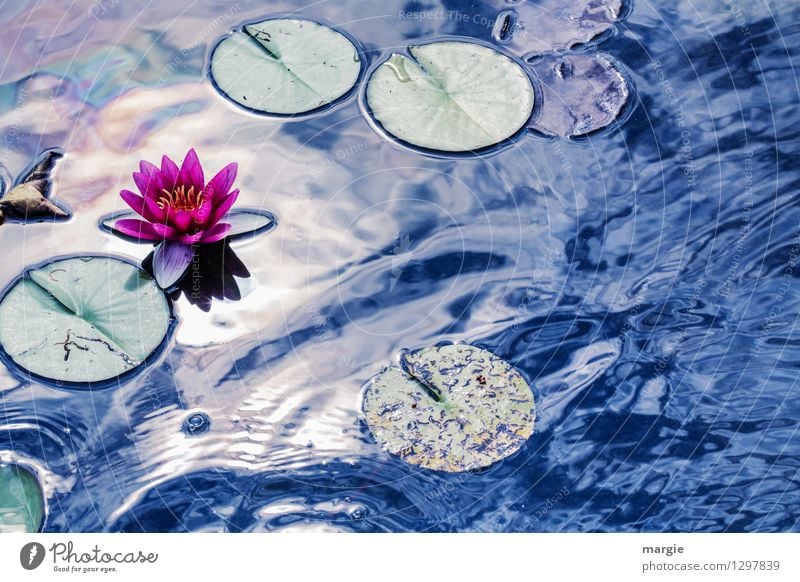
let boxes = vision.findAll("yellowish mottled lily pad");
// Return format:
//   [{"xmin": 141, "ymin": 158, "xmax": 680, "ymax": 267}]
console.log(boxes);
[{"xmin": 362, "ymin": 344, "xmax": 535, "ymax": 472}]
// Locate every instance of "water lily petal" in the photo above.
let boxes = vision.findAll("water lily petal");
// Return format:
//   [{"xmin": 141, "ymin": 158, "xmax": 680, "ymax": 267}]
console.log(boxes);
[
  {"xmin": 114, "ymin": 218, "xmax": 168, "ymax": 241},
  {"xmin": 179, "ymin": 148, "xmax": 204, "ymax": 192},
  {"xmin": 153, "ymin": 240, "xmax": 195, "ymax": 288},
  {"xmin": 160, "ymin": 155, "xmax": 179, "ymax": 190},
  {"xmin": 130, "ymin": 172, "xmax": 168, "ymax": 223},
  {"xmin": 205, "ymin": 162, "xmax": 238, "ymax": 201},
  {"xmin": 133, "ymin": 170, "xmax": 159, "ymax": 197},
  {"xmin": 208, "ymin": 189, "xmax": 240, "ymax": 226},
  {"xmin": 146, "ymin": 198, "xmax": 166, "ymax": 223},
  {"xmin": 167, "ymin": 208, "xmax": 193, "ymax": 232},
  {"xmin": 177, "ymin": 231, "xmax": 206, "ymax": 245},
  {"xmin": 199, "ymin": 222, "xmax": 232, "ymax": 243},
  {"xmin": 191, "ymin": 199, "xmax": 213, "ymax": 225},
  {"xmin": 120, "ymin": 189, "xmax": 161, "ymax": 223},
  {"xmin": 119, "ymin": 189, "xmax": 147, "ymax": 216},
  {"xmin": 132, "ymin": 171, "xmax": 151, "ymax": 197},
  {"xmin": 115, "ymin": 218, "xmax": 179, "ymax": 241},
  {"xmin": 139, "ymin": 160, "xmax": 159, "ymax": 177},
  {"xmin": 149, "ymin": 221, "xmax": 180, "ymax": 239}
]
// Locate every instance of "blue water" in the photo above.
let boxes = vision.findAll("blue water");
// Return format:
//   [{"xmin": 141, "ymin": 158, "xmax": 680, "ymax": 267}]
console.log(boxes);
[{"xmin": 0, "ymin": 0, "xmax": 799, "ymax": 532}]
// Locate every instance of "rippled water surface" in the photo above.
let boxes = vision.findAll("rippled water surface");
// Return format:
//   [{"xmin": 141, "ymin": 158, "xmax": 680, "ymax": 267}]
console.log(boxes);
[{"xmin": 1, "ymin": 0, "xmax": 799, "ymax": 532}]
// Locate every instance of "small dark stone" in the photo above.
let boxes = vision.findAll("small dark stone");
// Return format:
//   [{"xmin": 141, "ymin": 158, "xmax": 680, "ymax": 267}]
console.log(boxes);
[{"xmin": 182, "ymin": 412, "xmax": 211, "ymax": 436}]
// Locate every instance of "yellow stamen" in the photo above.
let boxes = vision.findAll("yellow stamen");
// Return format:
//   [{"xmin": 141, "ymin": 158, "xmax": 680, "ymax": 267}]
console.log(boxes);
[{"xmin": 156, "ymin": 184, "xmax": 205, "ymax": 212}]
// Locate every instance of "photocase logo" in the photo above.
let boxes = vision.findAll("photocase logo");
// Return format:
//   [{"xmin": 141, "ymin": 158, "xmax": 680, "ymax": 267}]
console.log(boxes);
[
  {"xmin": 389, "ymin": 233, "xmax": 414, "ymax": 292},
  {"xmin": 20, "ymin": 542, "xmax": 46, "ymax": 570}
]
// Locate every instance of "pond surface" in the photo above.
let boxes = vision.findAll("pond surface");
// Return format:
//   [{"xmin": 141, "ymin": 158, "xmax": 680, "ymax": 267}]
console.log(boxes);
[{"xmin": 0, "ymin": 0, "xmax": 798, "ymax": 532}]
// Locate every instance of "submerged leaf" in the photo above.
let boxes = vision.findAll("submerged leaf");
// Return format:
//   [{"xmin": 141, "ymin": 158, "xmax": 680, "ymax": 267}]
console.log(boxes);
[
  {"xmin": 489, "ymin": 0, "xmax": 623, "ymax": 55},
  {"xmin": 0, "ymin": 256, "xmax": 171, "ymax": 385},
  {"xmin": 0, "ymin": 465, "xmax": 44, "ymax": 533},
  {"xmin": 210, "ymin": 18, "xmax": 362, "ymax": 115},
  {"xmin": 366, "ymin": 41, "xmax": 534, "ymax": 152},
  {"xmin": 362, "ymin": 344, "xmax": 535, "ymax": 472},
  {"xmin": 528, "ymin": 52, "xmax": 630, "ymax": 137}
]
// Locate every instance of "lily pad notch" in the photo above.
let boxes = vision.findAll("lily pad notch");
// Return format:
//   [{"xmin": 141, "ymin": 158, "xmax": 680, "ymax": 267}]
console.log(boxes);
[
  {"xmin": 365, "ymin": 40, "xmax": 535, "ymax": 154},
  {"xmin": 0, "ymin": 255, "xmax": 174, "ymax": 388},
  {"xmin": 362, "ymin": 344, "xmax": 535, "ymax": 472},
  {"xmin": 209, "ymin": 17, "xmax": 364, "ymax": 117}
]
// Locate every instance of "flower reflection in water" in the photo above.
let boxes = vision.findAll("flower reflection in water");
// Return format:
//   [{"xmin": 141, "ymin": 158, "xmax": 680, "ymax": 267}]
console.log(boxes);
[{"xmin": 142, "ymin": 239, "xmax": 250, "ymax": 312}]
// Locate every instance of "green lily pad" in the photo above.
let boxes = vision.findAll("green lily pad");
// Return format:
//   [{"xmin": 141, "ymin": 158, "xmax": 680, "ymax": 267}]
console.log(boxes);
[
  {"xmin": 365, "ymin": 41, "xmax": 534, "ymax": 152},
  {"xmin": 210, "ymin": 18, "xmax": 362, "ymax": 115},
  {"xmin": 99, "ymin": 208, "xmax": 277, "ymax": 243},
  {"xmin": 0, "ymin": 256, "xmax": 171, "ymax": 385},
  {"xmin": 222, "ymin": 208, "xmax": 278, "ymax": 240},
  {"xmin": 362, "ymin": 344, "xmax": 535, "ymax": 472},
  {"xmin": 0, "ymin": 465, "xmax": 44, "ymax": 532}
]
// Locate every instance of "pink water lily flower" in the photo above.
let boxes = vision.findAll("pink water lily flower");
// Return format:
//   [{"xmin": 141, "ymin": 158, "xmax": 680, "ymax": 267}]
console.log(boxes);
[{"xmin": 117, "ymin": 149, "xmax": 239, "ymax": 288}]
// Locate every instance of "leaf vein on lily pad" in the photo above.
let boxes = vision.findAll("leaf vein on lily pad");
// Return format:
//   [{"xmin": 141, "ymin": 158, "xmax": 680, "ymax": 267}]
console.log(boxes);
[{"xmin": 240, "ymin": 26, "xmax": 324, "ymax": 100}]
